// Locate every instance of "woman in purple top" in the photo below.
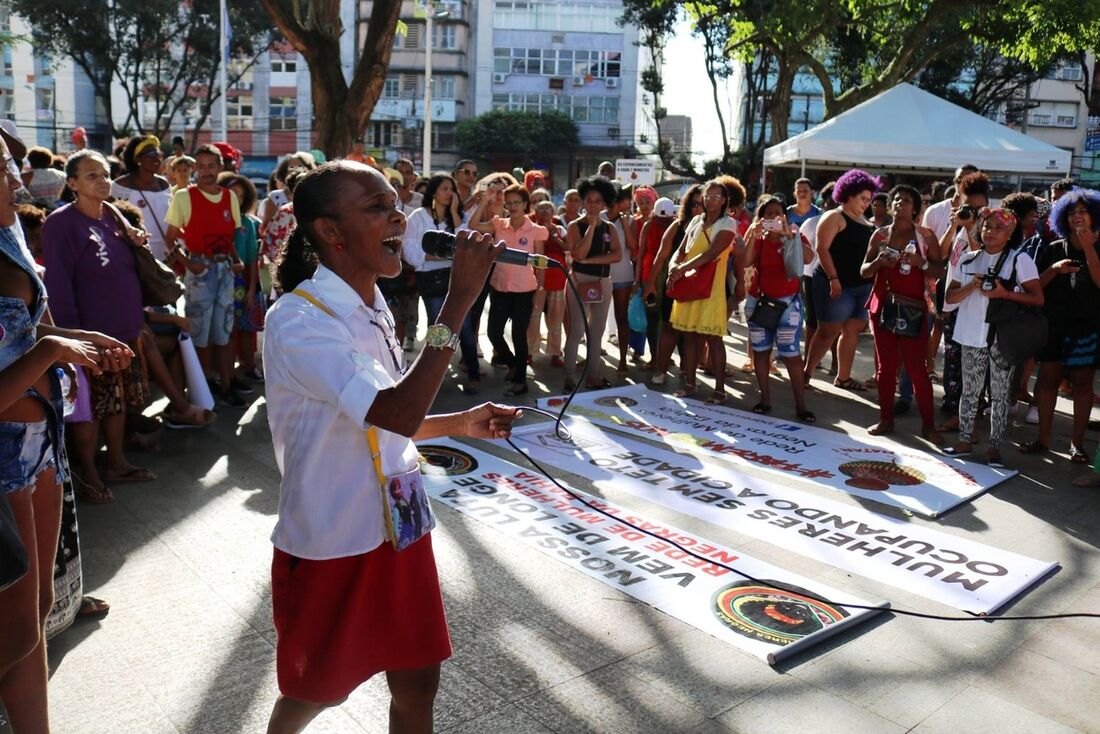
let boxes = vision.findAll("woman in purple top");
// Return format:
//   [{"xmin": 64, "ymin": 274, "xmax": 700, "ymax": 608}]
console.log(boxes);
[{"xmin": 43, "ymin": 150, "xmax": 155, "ymax": 503}]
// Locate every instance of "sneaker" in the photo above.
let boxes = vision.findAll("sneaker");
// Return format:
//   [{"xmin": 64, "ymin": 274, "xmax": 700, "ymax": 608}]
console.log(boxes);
[
  {"xmin": 219, "ymin": 390, "xmax": 247, "ymax": 408},
  {"xmin": 230, "ymin": 377, "xmax": 254, "ymax": 395},
  {"xmin": 1026, "ymin": 405, "xmax": 1039, "ymax": 425},
  {"xmin": 402, "ymin": 336, "xmax": 415, "ymax": 352}
]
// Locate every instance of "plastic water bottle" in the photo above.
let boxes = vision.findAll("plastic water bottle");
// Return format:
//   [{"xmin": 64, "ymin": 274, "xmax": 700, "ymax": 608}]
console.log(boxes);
[
  {"xmin": 57, "ymin": 367, "xmax": 74, "ymax": 417},
  {"xmin": 899, "ymin": 240, "xmax": 917, "ymax": 275}
]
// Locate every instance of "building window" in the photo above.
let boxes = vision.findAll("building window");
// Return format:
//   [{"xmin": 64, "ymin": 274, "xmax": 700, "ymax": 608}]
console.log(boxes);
[
  {"xmin": 270, "ymin": 57, "xmax": 297, "ymax": 74},
  {"xmin": 402, "ymin": 24, "xmax": 422, "ymax": 49},
  {"xmin": 432, "ymin": 76, "xmax": 455, "ymax": 99},
  {"xmin": 0, "ymin": 89, "xmax": 13, "ymax": 121},
  {"xmin": 270, "ymin": 96, "xmax": 297, "ymax": 130},
  {"xmin": 227, "ymin": 94, "xmax": 253, "ymax": 130},
  {"xmin": 490, "ymin": 93, "xmax": 617, "ymax": 124},
  {"xmin": 433, "ymin": 123, "xmax": 456, "ymax": 150},
  {"xmin": 367, "ymin": 121, "xmax": 396, "ymax": 148},
  {"xmin": 1045, "ymin": 62, "xmax": 1083, "ymax": 82},
  {"xmin": 493, "ymin": 1, "xmax": 620, "ymax": 32},
  {"xmin": 432, "ymin": 24, "xmax": 456, "ymax": 50},
  {"xmin": 384, "ymin": 76, "xmax": 400, "ymax": 98},
  {"xmin": 34, "ymin": 87, "xmax": 52, "ymax": 120},
  {"xmin": 494, "ymin": 47, "xmax": 621, "ymax": 78},
  {"xmin": 1028, "ymin": 101, "xmax": 1078, "ymax": 128}
]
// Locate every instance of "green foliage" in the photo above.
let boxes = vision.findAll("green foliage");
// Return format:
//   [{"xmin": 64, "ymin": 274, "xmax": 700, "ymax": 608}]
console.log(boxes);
[
  {"xmin": 12, "ymin": 0, "xmax": 276, "ymax": 138},
  {"xmin": 456, "ymin": 110, "xmax": 579, "ymax": 164}
]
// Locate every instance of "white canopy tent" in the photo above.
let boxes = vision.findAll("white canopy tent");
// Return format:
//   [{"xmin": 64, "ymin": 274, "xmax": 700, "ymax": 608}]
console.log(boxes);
[{"xmin": 763, "ymin": 83, "xmax": 1072, "ymax": 179}]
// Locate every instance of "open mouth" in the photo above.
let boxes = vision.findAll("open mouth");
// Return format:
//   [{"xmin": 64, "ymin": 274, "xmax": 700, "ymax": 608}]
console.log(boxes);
[{"xmin": 382, "ymin": 234, "xmax": 402, "ymax": 255}]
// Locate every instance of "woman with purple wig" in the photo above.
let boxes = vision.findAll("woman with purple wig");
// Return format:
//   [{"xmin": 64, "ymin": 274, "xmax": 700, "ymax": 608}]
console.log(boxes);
[
  {"xmin": 803, "ymin": 169, "xmax": 878, "ymax": 390},
  {"xmin": 1021, "ymin": 187, "xmax": 1100, "ymax": 464}
]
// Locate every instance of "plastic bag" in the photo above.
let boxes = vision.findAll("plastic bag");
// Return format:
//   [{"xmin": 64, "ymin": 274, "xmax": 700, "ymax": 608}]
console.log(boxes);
[{"xmin": 628, "ymin": 291, "xmax": 647, "ymax": 332}]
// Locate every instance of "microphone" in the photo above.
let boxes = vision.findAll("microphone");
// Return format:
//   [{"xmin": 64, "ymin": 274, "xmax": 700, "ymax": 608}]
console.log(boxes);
[{"xmin": 422, "ymin": 230, "xmax": 562, "ymax": 269}]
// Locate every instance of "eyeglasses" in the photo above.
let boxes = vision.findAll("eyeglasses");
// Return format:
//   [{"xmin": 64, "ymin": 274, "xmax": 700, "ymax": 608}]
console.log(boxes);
[
  {"xmin": 704, "ymin": 193, "xmax": 725, "ymax": 201},
  {"xmin": 459, "ymin": 168, "xmax": 478, "ymax": 176},
  {"xmin": 369, "ymin": 309, "xmax": 405, "ymax": 375},
  {"xmin": 140, "ymin": 148, "xmax": 162, "ymax": 158}
]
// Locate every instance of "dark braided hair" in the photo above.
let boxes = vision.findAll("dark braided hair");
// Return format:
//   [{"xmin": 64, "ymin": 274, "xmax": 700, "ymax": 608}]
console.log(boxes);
[{"xmin": 274, "ymin": 162, "xmax": 357, "ymax": 293}]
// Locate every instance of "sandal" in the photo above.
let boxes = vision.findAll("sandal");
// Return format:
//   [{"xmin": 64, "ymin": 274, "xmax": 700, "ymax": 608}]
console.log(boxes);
[
  {"xmin": 986, "ymin": 449, "xmax": 1005, "ymax": 469},
  {"xmin": 863, "ymin": 376, "xmax": 878, "ymax": 389},
  {"xmin": 797, "ymin": 410, "xmax": 816, "ymax": 424},
  {"xmin": 833, "ymin": 377, "xmax": 866, "ymax": 392},
  {"xmin": 673, "ymin": 385, "xmax": 697, "ymax": 399},
  {"xmin": 942, "ymin": 444, "xmax": 972, "ymax": 457},
  {"xmin": 104, "ymin": 467, "xmax": 157, "ymax": 483},
  {"xmin": 867, "ymin": 422, "xmax": 894, "ymax": 436},
  {"xmin": 504, "ymin": 383, "xmax": 529, "ymax": 397},
  {"xmin": 163, "ymin": 405, "xmax": 215, "ymax": 429},
  {"xmin": 585, "ymin": 377, "xmax": 612, "ymax": 390},
  {"xmin": 1017, "ymin": 439, "xmax": 1049, "ymax": 455},
  {"xmin": 1070, "ymin": 445, "xmax": 1089, "ymax": 464},
  {"xmin": 73, "ymin": 475, "xmax": 114, "ymax": 504},
  {"xmin": 77, "ymin": 595, "xmax": 111, "ymax": 618},
  {"xmin": 751, "ymin": 402, "xmax": 771, "ymax": 414},
  {"xmin": 921, "ymin": 427, "xmax": 945, "ymax": 446},
  {"xmin": 706, "ymin": 391, "xmax": 728, "ymax": 405}
]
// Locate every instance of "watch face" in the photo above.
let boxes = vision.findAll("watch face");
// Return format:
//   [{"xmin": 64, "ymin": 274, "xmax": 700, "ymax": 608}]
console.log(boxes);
[{"xmin": 426, "ymin": 324, "xmax": 454, "ymax": 347}]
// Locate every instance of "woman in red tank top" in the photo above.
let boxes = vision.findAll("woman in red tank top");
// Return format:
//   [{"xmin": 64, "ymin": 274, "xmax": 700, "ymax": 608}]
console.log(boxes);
[{"xmin": 860, "ymin": 185, "xmax": 944, "ymax": 444}]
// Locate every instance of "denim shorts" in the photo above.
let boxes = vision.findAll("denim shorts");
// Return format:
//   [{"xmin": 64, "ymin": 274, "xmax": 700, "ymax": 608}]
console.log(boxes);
[
  {"xmin": 746, "ymin": 294, "xmax": 804, "ymax": 358},
  {"xmin": 0, "ymin": 419, "xmax": 68, "ymax": 494},
  {"xmin": 185, "ymin": 259, "xmax": 236, "ymax": 348},
  {"xmin": 812, "ymin": 270, "xmax": 871, "ymax": 324}
]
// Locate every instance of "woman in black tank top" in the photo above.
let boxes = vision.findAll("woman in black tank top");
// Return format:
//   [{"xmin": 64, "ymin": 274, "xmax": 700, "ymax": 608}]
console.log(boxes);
[{"xmin": 804, "ymin": 169, "xmax": 881, "ymax": 391}]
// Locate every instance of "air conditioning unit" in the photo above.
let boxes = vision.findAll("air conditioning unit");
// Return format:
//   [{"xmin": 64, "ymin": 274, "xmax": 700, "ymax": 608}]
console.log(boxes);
[
  {"xmin": 551, "ymin": 34, "xmax": 565, "ymax": 44},
  {"xmin": 604, "ymin": 78, "xmax": 618, "ymax": 88},
  {"xmin": 493, "ymin": 72, "xmax": 507, "ymax": 83},
  {"xmin": 572, "ymin": 76, "xmax": 585, "ymax": 87}
]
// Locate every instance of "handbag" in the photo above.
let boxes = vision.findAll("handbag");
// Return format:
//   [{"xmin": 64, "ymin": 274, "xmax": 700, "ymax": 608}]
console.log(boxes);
[
  {"xmin": 414, "ymin": 267, "xmax": 451, "ymax": 299},
  {"xmin": 748, "ymin": 294, "xmax": 788, "ymax": 330},
  {"xmin": 880, "ymin": 292, "xmax": 925, "ymax": 338},
  {"xmin": 0, "ymin": 491, "xmax": 28, "ymax": 592},
  {"xmin": 104, "ymin": 201, "xmax": 184, "ymax": 307},
  {"xmin": 578, "ymin": 279, "xmax": 604, "ymax": 303},
  {"xmin": 782, "ymin": 233, "xmax": 804, "ymax": 281},
  {"xmin": 665, "ymin": 220, "xmax": 719, "ymax": 302},
  {"xmin": 983, "ymin": 249, "xmax": 1048, "ymax": 365}
]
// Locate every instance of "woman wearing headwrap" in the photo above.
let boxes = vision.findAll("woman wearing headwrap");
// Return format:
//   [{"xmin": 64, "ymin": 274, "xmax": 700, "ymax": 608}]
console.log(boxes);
[{"xmin": 112, "ymin": 135, "xmax": 173, "ymax": 261}]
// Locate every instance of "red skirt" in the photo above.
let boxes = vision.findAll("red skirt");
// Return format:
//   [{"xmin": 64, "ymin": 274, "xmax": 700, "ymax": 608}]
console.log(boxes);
[{"xmin": 271, "ymin": 534, "xmax": 452, "ymax": 703}]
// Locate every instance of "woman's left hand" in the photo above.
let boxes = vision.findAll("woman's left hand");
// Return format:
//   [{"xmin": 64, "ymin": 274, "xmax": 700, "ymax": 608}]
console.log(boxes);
[
  {"xmin": 79, "ymin": 331, "xmax": 134, "ymax": 370},
  {"xmin": 126, "ymin": 227, "xmax": 150, "ymax": 248},
  {"xmin": 983, "ymin": 280, "xmax": 1009, "ymax": 299},
  {"xmin": 462, "ymin": 403, "xmax": 523, "ymax": 440}
]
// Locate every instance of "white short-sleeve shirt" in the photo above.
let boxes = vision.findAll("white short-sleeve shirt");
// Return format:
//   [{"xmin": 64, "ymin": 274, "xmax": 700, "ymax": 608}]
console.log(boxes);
[
  {"xmin": 946, "ymin": 248, "xmax": 1039, "ymax": 349},
  {"xmin": 800, "ymin": 214, "xmax": 822, "ymax": 277},
  {"xmin": 922, "ymin": 198, "xmax": 954, "ymax": 241},
  {"xmin": 263, "ymin": 264, "xmax": 420, "ymax": 559}
]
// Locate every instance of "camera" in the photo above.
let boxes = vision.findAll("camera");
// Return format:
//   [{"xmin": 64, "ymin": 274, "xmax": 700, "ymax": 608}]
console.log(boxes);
[
  {"xmin": 957, "ymin": 205, "xmax": 977, "ymax": 221},
  {"xmin": 981, "ymin": 271, "xmax": 998, "ymax": 291},
  {"xmin": 762, "ymin": 218, "xmax": 784, "ymax": 232}
]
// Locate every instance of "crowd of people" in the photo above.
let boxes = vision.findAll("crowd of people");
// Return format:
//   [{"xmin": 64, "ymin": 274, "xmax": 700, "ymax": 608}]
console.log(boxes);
[{"xmin": 3, "ymin": 115, "xmax": 1100, "ymax": 732}]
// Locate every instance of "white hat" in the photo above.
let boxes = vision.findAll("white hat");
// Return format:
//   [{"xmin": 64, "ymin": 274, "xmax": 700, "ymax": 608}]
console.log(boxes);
[
  {"xmin": 653, "ymin": 197, "xmax": 676, "ymax": 218},
  {"xmin": 0, "ymin": 120, "xmax": 25, "ymax": 177}
]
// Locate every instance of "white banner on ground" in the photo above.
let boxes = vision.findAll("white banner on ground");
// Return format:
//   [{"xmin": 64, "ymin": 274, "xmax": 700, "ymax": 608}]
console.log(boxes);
[
  {"xmin": 419, "ymin": 439, "xmax": 886, "ymax": 665},
  {"xmin": 509, "ymin": 422, "xmax": 1058, "ymax": 615},
  {"xmin": 539, "ymin": 385, "xmax": 1015, "ymax": 518}
]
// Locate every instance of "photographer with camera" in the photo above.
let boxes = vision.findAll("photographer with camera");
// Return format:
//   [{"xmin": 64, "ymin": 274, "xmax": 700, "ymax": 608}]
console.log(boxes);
[
  {"xmin": 936, "ymin": 172, "xmax": 991, "ymax": 432},
  {"xmin": 942, "ymin": 208, "xmax": 1042, "ymax": 467},
  {"xmin": 1022, "ymin": 188, "xmax": 1100, "ymax": 464}
]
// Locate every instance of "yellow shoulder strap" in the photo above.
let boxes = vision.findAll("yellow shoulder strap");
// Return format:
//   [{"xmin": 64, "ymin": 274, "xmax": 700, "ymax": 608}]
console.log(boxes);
[
  {"xmin": 290, "ymin": 288, "xmax": 334, "ymax": 317},
  {"xmin": 291, "ymin": 287, "xmax": 385, "ymax": 480}
]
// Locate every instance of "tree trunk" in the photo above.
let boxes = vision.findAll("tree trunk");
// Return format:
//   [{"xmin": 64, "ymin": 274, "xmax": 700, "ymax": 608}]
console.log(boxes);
[{"xmin": 769, "ymin": 55, "xmax": 794, "ymax": 145}]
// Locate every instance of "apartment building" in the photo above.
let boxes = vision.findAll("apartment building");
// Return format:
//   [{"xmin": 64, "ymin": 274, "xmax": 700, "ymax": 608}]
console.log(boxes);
[{"xmin": 472, "ymin": 0, "xmax": 642, "ymax": 185}]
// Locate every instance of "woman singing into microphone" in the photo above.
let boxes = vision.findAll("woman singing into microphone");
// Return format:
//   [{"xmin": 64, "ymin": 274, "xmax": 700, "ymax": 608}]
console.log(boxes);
[{"xmin": 262, "ymin": 161, "xmax": 521, "ymax": 734}]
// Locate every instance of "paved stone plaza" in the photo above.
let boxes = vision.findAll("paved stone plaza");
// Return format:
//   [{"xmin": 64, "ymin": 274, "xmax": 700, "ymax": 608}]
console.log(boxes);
[{"xmin": 7, "ymin": 325, "xmax": 1100, "ymax": 733}]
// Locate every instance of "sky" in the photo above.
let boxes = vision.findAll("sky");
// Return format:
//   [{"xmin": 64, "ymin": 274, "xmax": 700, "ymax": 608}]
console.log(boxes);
[{"xmin": 657, "ymin": 19, "xmax": 737, "ymax": 165}]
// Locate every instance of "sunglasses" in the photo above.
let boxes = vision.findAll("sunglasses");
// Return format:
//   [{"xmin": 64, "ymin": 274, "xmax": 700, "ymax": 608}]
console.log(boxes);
[
  {"xmin": 140, "ymin": 148, "xmax": 163, "ymax": 158},
  {"xmin": 459, "ymin": 168, "xmax": 478, "ymax": 176}
]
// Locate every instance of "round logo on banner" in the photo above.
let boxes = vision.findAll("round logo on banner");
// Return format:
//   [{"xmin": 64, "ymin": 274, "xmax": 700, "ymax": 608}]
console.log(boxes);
[
  {"xmin": 838, "ymin": 460, "xmax": 925, "ymax": 491},
  {"xmin": 594, "ymin": 395, "xmax": 637, "ymax": 408},
  {"xmin": 712, "ymin": 580, "xmax": 849, "ymax": 645},
  {"xmin": 418, "ymin": 445, "xmax": 478, "ymax": 476}
]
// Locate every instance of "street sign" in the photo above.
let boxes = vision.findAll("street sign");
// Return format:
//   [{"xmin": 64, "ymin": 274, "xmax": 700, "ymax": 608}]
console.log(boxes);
[
  {"xmin": 615, "ymin": 158, "xmax": 656, "ymax": 186},
  {"xmin": 1086, "ymin": 134, "xmax": 1100, "ymax": 153}
]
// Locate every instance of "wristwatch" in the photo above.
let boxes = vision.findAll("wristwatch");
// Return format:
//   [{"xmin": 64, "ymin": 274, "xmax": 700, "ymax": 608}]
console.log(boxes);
[{"xmin": 424, "ymin": 323, "xmax": 460, "ymax": 351}]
